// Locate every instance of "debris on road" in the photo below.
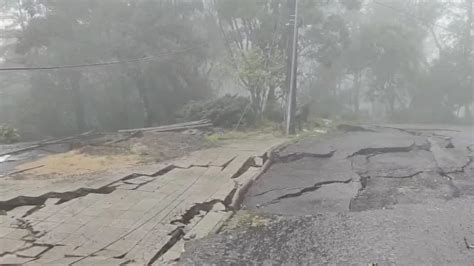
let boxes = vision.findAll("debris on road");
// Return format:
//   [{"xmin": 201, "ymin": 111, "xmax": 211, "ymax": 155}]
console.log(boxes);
[
  {"xmin": 0, "ymin": 131, "xmax": 98, "ymax": 157},
  {"xmin": 118, "ymin": 119, "xmax": 212, "ymax": 133}
]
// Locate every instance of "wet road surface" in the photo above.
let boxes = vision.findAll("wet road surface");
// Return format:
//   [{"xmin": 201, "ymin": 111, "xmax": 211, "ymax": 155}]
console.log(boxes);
[{"xmin": 179, "ymin": 124, "xmax": 474, "ymax": 264}]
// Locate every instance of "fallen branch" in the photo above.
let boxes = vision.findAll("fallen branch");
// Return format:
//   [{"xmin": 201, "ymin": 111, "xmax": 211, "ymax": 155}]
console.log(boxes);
[
  {"xmin": 0, "ymin": 131, "xmax": 96, "ymax": 157},
  {"xmin": 118, "ymin": 120, "xmax": 212, "ymax": 133},
  {"xmin": 104, "ymin": 131, "xmax": 143, "ymax": 145}
]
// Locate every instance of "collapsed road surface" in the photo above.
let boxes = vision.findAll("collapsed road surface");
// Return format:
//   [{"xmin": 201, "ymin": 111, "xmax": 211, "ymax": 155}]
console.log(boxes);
[
  {"xmin": 180, "ymin": 124, "xmax": 474, "ymax": 265},
  {"xmin": 0, "ymin": 133, "xmax": 286, "ymax": 264}
]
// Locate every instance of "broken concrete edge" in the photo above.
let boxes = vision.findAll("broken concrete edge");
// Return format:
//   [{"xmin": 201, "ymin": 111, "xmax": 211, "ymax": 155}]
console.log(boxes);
[
  {"xmin": 230, "ymin": 140, "xmax": 292, "ymax": 211},
  {"xmin": 175, "ymin": 140, "xmax": 293, "ymax": 251},
  {"xmin": 209, "ymin": 211, "xmax": 234, "ymax": 235},
  {"xmin": 0, "ymin": 160, "xmax": 239, "ymax": 215},
  {"xmin": 148, "ymin": 142, "xmax": 290, "ymax": 264},
  {"xmin": 0, "ymin": 139, "xmax": 289, "ymax": 264}
]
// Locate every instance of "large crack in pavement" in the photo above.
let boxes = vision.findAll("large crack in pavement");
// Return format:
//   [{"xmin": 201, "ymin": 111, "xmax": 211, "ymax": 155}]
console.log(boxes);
[
  {"xmin": 132, "ymin": 179, "xmax": 240, "ymax": 264},
  {"xmin": 231, "ymin": 157, "xmax": 260, "ymax": 179},
  {"xmin": 230, "ymin": 153, "xmax": 269, "ymax": 179},
  {"xmin": 377, "ymin": 126, "xmax": 423, "ymax": 136},
  {"xmin": 0, "ymin": 134, "xmax": 281, "ymax": 264},
  {"xmin": 347, "ymin": 140, "xmax": 430, "ymax": 159},
  {"xmin": 146, "ymin": 226, "xmax": 186, "ymax": 266},
  {"xmin": 349, "ymin": 174, "xmax": 369, "ymax": 211},
  {"xmin": 382, "ymin": 126, "xmax": 460, "ymax": 150},
  {"xmin": 374, "ymin": 171, "xmax": 424, "ymax": 179},
  {"xmin": 379, "ymin": 126, "xmax": 460, "ymax": 136},
  {"xmin": 443, "ymin": 157, "xmax": 474, "ymax": 175},
  {"xmin": 435, "ymin": 157, "xmax": 473, "ymax": 199},
  {"xmin": 0, "ymin": 163, "xmax": 231, "ymax": 216},
  {"xmin": 1, "ymin": 218, "xmax": 60, "ymax": 259},
  {"xmin": 69, "ymin": 155, "xmax": 257, "ymax": 265},
  {"xmin": 171, "ymin": 182, "xmax": 238, "ymax": 225},
  {"xmin": 170, "ymin": 200, "xmax": 226, "ymax": 225},
  {"xmin": 272, "ymin": 150, "xmax": 336, "ymax": 164},
  {"xmin": 14, "ymin": 218, "xmax": 46, "ymax": 241},
  {"xmin": 252, "ymin": 187, "xmax": 305, "ymax": 197},
  {"xmin": 0, "ymin": 186, "xmax": 117, "ymax": 214},
  {"xmin": 347, "ymin": 130, "xmax": 447, "ymax": 211},
  {"xmin": 261, "ymin": 179, "xmax": 353, "ymax": 206},
  {"xmin": 0, "ymin": 243, "xmax": 58, "ymax": 260}
]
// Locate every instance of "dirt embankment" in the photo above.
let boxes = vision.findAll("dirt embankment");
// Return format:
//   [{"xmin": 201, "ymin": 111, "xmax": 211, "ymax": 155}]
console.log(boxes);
[{"xmin": 12, "ymin": 131, "xmax": 214, "ymax": 179}]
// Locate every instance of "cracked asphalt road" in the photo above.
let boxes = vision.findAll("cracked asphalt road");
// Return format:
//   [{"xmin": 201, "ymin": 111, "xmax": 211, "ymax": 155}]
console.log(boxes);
[{"xmin": 180, "ymin": 124, "xmax": 474, "ymax": 264}]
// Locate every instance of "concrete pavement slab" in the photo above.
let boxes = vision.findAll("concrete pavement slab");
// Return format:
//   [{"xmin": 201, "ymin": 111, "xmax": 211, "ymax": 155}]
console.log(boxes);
[{"xmin": 0, "ymin": 135, "xmax": 287, "ymax": 264}]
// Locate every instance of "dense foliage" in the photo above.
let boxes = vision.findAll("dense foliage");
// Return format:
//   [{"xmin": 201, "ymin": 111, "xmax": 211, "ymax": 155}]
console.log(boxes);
[
  {"xmin": 0, "ymin": 0, "xmax": 472, "ymax": 139},
  {"xmin": 178, "ymin": 95, "xmax": 255, "ymax": 128},
  {"xmin": 0, "ymin": 125, "xmax": 20, "ymax": 144}
]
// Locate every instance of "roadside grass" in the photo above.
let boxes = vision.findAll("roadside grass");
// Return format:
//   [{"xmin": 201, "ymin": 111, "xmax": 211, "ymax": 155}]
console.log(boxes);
[
  {"xmin": 205, "ymin": 120, "xmax": 285, "ymax": 144},
  {"xmin": 205, "ymin": 116, "xmax": 338, "ymax": 144},
  {"xmin": 222, "ymin": 211, "xmax": 275, "ymax": 231}
]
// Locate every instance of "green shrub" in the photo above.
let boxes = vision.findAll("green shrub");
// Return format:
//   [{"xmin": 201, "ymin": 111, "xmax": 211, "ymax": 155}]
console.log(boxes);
[
  {"xmin": 0, "ymin": 125, "xmax": 20, "ymax": 144},
  {"xmin": 178, "ymin": 95, "xmax": 256, "ymax": 128}
]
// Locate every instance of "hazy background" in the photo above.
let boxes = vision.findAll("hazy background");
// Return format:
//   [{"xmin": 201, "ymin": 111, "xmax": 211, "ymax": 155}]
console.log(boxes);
[{"xmin": 0, "ymin": 0, "xmax": 472, "ymax": 140}]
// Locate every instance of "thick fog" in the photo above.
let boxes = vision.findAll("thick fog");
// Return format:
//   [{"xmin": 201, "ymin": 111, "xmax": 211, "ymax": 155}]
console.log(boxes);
[{"xmin": 0, "ymin": 0, "xmax": 472, "ymax": 140}]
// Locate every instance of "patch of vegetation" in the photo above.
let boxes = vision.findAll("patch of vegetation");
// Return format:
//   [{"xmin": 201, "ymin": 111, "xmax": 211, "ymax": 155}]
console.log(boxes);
[
  {"xmin": 205, "ymin": 121, "xmax": 287, "ymax": 144},
  {"xmin": 178, "ymin": 95, "xmax": 256, "ymax": 129},
  {"xmin": 206, "ymin": 131, "xmax": 258, "ymax": 143},
  {"xmin": 0, "ymin": 125, "xmax": 20, "ymax": 144},
  {"xmin": 222, "ymin": 211, "xmax": 273, "ymax": 231}
]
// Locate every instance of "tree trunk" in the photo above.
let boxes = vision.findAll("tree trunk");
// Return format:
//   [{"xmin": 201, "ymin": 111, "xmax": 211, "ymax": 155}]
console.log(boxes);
[
  {"xmin": 136, "ymin": 76, "xmax": 154, "ymax": 127},
  {"xmin": 128, "ymin": 66, "xmax": 154, "ymax": 127},
  {"xmin": 352, "ymin": 71, "xmax": 361, "ymax": 114},
  {"xmin": 264, "ymin": 85, "xmax": 276, "ymax": 114},
  {"xmin": 464, "ymin": 0, "xmax": 473, "ymax": 122},
  {"xmin": 68, "ymin": 71, "xmax": 86, "ymax": 132},
  {"xmin": 285, "ymin": 0, "xmax": 298, "ymax": 135}
]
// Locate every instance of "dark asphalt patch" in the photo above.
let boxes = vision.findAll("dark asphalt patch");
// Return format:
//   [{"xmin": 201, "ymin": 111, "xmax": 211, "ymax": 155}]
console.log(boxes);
[
  {"xmin": 180, "ymin": 125, "xmax": 474, "ymax": 265},
  {"xmin": 180, "ymin": 198, "xmax": 474, "ymax": 265}
]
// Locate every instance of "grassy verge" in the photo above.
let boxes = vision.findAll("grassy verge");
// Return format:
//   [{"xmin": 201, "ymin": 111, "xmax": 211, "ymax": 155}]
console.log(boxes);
[{"xmin": 205, "ymin": 117, "xmax": 337, "ymax": 144}]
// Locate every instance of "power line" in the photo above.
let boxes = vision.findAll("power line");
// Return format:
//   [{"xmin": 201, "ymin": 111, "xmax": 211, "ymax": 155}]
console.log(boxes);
[
  {"xmin": 0, "ymin": 44, "xmax": 204, "ymax": 72},
  {"xmin": 373, "ymin": 0, "xmax": 463, "ymax": 37}
]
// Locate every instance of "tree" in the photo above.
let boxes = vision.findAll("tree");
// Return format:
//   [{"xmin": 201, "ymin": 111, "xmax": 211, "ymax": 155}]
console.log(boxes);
[
  {"xmin": 298, "ymin": 0, "xmax": 359, "ymax": 117},
  {"xmin": 214, "ymin": 0, "xmax": 288, "ymax": 115},
  {"xmin": 7, "ymin": 0, "xmax": 213, "ymax": 136}
]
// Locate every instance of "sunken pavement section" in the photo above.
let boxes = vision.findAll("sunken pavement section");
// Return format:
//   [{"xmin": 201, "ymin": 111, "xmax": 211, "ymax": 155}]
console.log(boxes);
[
  {"xmin": 0, "ymin": 136, "xmax": 285, "ymax": 265},
  {"xmin": 243, "ymin": 124, "xmax": 474, "ymax": 215},
  {"xmin": 179, "ymin": 124, "xmax": 474, "ymax": 264}
]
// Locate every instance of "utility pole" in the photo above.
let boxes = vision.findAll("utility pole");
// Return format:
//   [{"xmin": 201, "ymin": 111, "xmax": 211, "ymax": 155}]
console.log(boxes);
[
  {"xmin": 285, "ymin": 0, "xmax": 299, "ymax": 135},
  {"xmin": 463, "ymin": 0, "xmax": 473, "ymax": 122}
]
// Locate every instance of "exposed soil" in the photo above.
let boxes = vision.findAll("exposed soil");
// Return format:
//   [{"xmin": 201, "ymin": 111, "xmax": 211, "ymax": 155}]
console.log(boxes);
[
  {"xmin": 14, "ymin": 151, "xmax": 141, "ymax": 177},
  {"xmin": 115, "ymin": 131, "xmax": 215, "ymax": 161},
  {"xmin": 10, "ymin": 131, "xmax": 214, "ymax": 179}
]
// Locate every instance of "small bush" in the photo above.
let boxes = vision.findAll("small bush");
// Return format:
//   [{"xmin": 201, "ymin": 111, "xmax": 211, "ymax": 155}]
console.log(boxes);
[
  {"xmin": 178, "ymin": 95, "xmax": 256, "ymax": 128},
  {"xmin": 0, "ymin": 125, "xmax": 20, "ymax": 144}
]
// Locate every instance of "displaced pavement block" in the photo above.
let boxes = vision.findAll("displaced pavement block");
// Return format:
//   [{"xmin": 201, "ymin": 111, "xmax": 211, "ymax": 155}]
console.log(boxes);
[{"xmin": 0, "ymin": 135, "xmax": 286, "ymax": 264}]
